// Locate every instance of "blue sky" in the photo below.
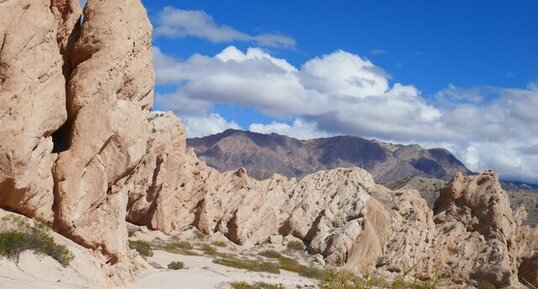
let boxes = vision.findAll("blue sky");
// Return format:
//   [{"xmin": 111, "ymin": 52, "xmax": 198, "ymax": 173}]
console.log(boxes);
[{"xmin": 136, "ymin": 0, "xmax": 538, "ymax": 183}]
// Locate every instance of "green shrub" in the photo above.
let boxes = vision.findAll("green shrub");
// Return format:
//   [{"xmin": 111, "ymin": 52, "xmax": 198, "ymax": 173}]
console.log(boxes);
[
  {"xmin": 200, "ymin": 244, "xmax": 218, "ymax": 255},
  {"xmin": 128, "ymin": 240, "xmax": 153, "ymax": 257},
  {"xmin": 160, "ymin": 241, "xmax": 200, "ymax": 256},
  {"xmin": 318, "ymin": 269, "xmax": 364, "ymax": 289},
  {"xmin": 0, "ymin": 218, "xmax": 73, "ymax": 267},
  {"xmin": 167, "ymin": 261, "xmax": 185, "ymax": 270},
  {"xmin": 286, "ymin": 240, "xmax": 305, "ymax": 251},
  {"xmin": 259, "ymin": 249, "xmax": 284, "ymax": 259},
  {"xmin": 258, "ymin": 249, "xmax": 327, "ymax": 279},
  {"xmin": 477, "ymin": 281, "xmax": 496, "ymax": 289},
  {"xmin": 231, "ymin": 281, "xmax": 285, "ymax": 289},
  {"xmin": 211, "ymin": 240, "xmax": 227, "ymax": 248},
  {"xmin": 213, "ymin": 257, "xmax": 280, "ymax": 274}
]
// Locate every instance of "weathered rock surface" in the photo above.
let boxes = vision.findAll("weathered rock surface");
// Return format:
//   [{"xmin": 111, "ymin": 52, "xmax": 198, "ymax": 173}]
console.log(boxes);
[
  {"xmin": 1, "ymin": 0, "xmax": 537, "ymax": 288},
  {"xmin": 53, "ymin": 0, "xmax": 154, "ymax": 260},
  {"xmin": 433, "ymin": 171, "xmax": 520, "ymax": 286},
  {"xmin": 0, "ymin": 0, "xmax": 80, "ymax": 223},
  {"xmin": 129, "ymin": 125, "xmax": 538, "ymax": 287}
]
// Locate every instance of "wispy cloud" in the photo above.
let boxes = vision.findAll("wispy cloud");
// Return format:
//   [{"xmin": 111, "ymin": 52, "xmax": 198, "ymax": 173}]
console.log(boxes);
[
  {"xmin": 154, "ymin": 7, "xmax": 296, "ymax": 49},
  {"xmin": 370, "ymin": 49, "xmax": 387, "ymax": 55}
]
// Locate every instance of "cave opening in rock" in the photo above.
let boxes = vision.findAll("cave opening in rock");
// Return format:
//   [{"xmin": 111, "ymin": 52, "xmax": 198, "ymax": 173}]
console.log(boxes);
[{"xmin": 52, "ymin": 122, "xmax": 70, "ymax": 153}]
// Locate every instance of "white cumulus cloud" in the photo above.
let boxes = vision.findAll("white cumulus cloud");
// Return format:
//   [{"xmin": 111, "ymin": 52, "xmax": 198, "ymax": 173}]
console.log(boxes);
[
  {"xmin": 154, "ymin": 7, "xmax": 296, "ymax": 49},
  {"xmin": 153, "ymin": 45, "xmax": 538, "ymax": 183}
]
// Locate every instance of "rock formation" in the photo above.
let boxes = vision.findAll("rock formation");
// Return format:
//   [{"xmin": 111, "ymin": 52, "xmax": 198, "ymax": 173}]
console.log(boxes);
[
  {"xmin": 123, "ymin": 113, "xmax": 538, "ymax": 287},
  {"xmin": 53, "ymin": 0, "xmax": 154, "ymax": 261},
  {"xmin": 0, "ymin": 0, "xmax": 80, "ymax": 223},
  {"xmin": 1, "ymin": 0, "xmax": 537, "ymax": 288},
  {"xmin": 1, "ymin": 0, "xmax": 154, "ymax": 271}
]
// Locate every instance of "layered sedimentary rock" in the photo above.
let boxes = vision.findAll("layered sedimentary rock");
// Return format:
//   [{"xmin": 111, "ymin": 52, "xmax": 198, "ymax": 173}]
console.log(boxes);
[
  {"xmin": 53, "ymin": 0, "xmax": 154, "ymax": 260},
  {"xmin": 0, "ymin": 0, "xmax": 80, "ymax": 222}
]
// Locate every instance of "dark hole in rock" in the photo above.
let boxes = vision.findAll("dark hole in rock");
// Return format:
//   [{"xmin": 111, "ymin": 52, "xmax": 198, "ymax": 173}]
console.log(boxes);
[{"xmin": 52, "ymin": 122, "xmax": 70, "ymax": 153}]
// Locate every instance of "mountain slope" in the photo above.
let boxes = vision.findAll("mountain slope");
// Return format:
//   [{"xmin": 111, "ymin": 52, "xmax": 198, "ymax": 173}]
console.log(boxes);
[{"xmin": 187, "ymin": 129, "xmax": 472, "ymax": 182}]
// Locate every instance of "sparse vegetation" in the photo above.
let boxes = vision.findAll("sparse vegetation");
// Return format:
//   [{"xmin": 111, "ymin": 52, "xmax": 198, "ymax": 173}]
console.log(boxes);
[
  {"xmin": 286, "ymin": 240, "xmax": 305, "ymax": 251},
  {"xmin": 200, "ymin": 244, "xmax": 218, "ymax": 255},
  {"xmin": 258, "ymin": 249, "xmax": 328, "ymax": 279},
  {"xmin": 194, "ymin": 230, "xmax": 206, "ymax": 239},
  {"xmin": 477, "ymin": 281, "xmax": 496, "ymax": 289},
  {"xmin": 231, "ymin": 281, "xmax": 286, "ymax": 289},
  {"xmin": 167, "ymin": 261, "xmax": 185, "ymax": 270},
  {"xmin": 213, "ymin": 257, "xmax": 280, "ymax": 273},
  {"xmin": 128, "ymin": 240, "xmax": 153, "ymax": 257},
  {"xmin": 159, "ymin": 241, "xmax": 200, "ymax": 256},
  {"xmin": 259, "ymin": 249, "xmax": 283, "ymax": 259},
  {"xmin": 316, "ymin": 268, "xmax": 443, "ymax": 289},
  {"xmin": 0, "ymin": 216, "xmax": 73, "ymax": 266},
  {"xmin": 211, "ymin": 240, "xmax": 227, "ymax": 247}
]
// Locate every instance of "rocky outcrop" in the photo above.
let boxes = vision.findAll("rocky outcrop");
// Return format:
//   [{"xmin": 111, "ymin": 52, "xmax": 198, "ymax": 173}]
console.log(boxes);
[
  {"xmin": 0, "ymin": 0, "xmax": 80, "ymax": 223},
  {"xmin": 1, "ymin": 0, "xmax": 537, "ymax": 288},
  {"xmin": 430, "ymin": 170, "xmax": 537, "ymax": 287},
  {"xmin": 130, "ymin": 126, "xmax": 538, "ymax": 287},
  {"xmin": 1, "ymin": 0, "xmax": 154, "ymax": 266},
  {"xmin": 53, "ymin": 0, "xmax": 154, "ymax": 261},
  {"xmin": 120, "ymin": 113, "xmax": 208, "ymax": 233}
]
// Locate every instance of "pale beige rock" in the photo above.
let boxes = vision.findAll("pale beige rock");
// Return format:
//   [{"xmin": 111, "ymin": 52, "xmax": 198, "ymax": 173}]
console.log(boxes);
[
  {"xmin": 3, "ymin": 1, "xmax": 538, "ymax": 288},
  {"xmin": 376, "ymin": 189, "xmax": 438, "ymax": 279},
  {"xmin": 433, "ymin": 170, "xmax": 525, "ymax": 286},
  {"xmin": 53, "ymin": 0, "xmax": 154, "ymax": 260},
  {"xmin": 0, "ymin": 0, "xmax": 80, "ymax": 223},
  {"xmin": 120, "ymin": 112, "xmax": 208, "ymax": 233},
  {"xmin": 516, "ymin": 225, "xmax": 538, "ymax": 288}
]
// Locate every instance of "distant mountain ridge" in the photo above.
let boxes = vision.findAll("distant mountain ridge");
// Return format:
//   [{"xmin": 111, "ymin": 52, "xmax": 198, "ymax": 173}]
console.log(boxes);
[{"xmin": 187, "ymin": 129, "xmax": 473, "ymax": 182}]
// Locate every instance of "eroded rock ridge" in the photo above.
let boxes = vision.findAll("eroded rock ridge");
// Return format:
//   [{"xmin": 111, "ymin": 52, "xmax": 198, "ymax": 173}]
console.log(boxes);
[{"xmin": 0, "ymin": 0, "xmax": 536, "ymax": 288}]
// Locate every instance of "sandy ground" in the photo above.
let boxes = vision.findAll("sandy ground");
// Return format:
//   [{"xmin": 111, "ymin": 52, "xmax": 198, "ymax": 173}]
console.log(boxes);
[
  {"xmin": 0, "ymin": 217, "xmax": 319, "ymax": 289},
  {"xmin": 123, "ymin": 250, "xmax": 317, "ymax": 289}
]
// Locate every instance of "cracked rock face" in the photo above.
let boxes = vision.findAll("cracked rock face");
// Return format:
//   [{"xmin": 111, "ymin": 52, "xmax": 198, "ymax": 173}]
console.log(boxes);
[
  {"xmin": 53, "ymin": 0, "xmax": 154, "ymax": 260},
  {"xmin": 125, "ymin": 124, "xmax": 538, "ymax": 287},
  {"xmin": 1, "ymin": 1, "xmax": 537, "ymax": 288},
  {"xmin": 0, "ymin": 0, "xmax": 81, "ymax": 223}
]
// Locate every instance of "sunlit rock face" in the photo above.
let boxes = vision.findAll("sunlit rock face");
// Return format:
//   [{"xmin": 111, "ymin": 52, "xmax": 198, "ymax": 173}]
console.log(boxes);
[{"xmin": 0, "ymin": 1, "xmax": 536, "ymax": 288}]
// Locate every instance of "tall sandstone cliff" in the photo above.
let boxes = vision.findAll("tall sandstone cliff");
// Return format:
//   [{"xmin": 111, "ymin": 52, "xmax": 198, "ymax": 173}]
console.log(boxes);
[{"xmin": 0, "ymin": 0, "xmax": 537, "ymax": 288}]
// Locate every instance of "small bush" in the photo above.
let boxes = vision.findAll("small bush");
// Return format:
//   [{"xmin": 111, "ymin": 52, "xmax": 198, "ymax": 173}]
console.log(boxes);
[
  {"xmin": 211, "ymin": 240, "xmax": 227, "ymax": 248},
  {"xmin": 167, "ymin": 261, "xmax": 185, "ymax": 270},
  {"xmin": 200, "ymin": 244, "xmax": 218, "ymax": 255},
  {"xmin": 477, "ymin": 281, "xmax": 496, "ymax": 289},
  {"xmin": 0, "ymin": 218, "xmax": 73, "ymax": 266},
  {"xmin": 128, "ymin": 240, "xmax": 153, "ymax": 257},
  {"xmin": 259, "ymin": 249, "xmax": 283, "ymax": 259},
  {"xmin": 318, "ymin": 269, "xmax": 364, "ymax": 289},
  {"xmin": 214, "ymin": 257, "xmax": 280, "ymax": 274},
  {"xmin": 286, "ymin": 240, "xmax": 305, "ymax": 251},
  {"xmin": 160, "ymin": 241, "xmax": 200, "ymax": 256},
  {"xmin": 231, "ymin": 281, "xmax": 285, "ymax": 289},
  {"xmin": 258, "ymin": 249, "xmax": 327, "ymax": 279}
]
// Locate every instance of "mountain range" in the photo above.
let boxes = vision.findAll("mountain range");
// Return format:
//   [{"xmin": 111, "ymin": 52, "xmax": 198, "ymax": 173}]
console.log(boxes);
[{"xmin": 187, "ymin": 129, "xmax": 472, "ymax": 182}]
